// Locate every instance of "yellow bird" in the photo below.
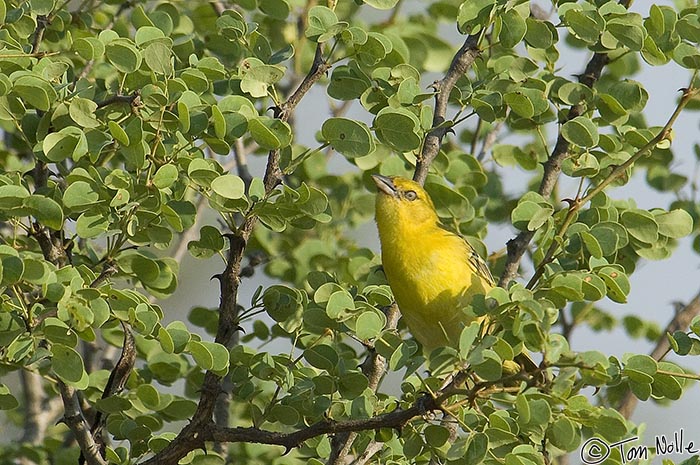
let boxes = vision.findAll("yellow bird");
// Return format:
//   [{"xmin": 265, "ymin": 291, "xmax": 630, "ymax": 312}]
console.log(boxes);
[{"xmin": 372, "ymin": 174, "xmax": 494, "ymax": 353}]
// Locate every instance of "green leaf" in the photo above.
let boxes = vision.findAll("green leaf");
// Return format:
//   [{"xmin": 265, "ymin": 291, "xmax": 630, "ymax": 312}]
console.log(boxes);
[
  {"xmin": 94, "ymin": 396, "xmax": 132, "ymax": 414},
  {"xmin": 459, "ymin": 322, "xmax": 481, "ymax": 356},
  {"xmin": 211, "ymin": 174, "xmax": 246, "ymax": 199},
  {"xmin": 652, "ymin": 362, "xmax": 684, "ymax": 400},
  {"xmin": 144, "ymin": 42, "xmax": 173, "ymax": 75},
  {"xmin": 561, "ymin": 116, "xmax": 599, "ymax": 147},
  {"xmin": 328, "ymin": 62, "xmax": 371, "ymax": 100},
  {"xmin": 594, "ymin": 410, "xmax": 628, "ymax": 441},
  {"xmin": 259, "ymin": 0, "xmax": 290, "ymax": 20},
  {"xmin": 598, "ymin": 267, "xmax": 630, "ymax": 304},
  {"xmin": 63, "ymin": 181, "xmax": 100, "ymax": 212},
  {"xmin": 620, "ymin": 210, "xmax": 659, "ymax": 244},
  {"xmin": 321, "ymin": 118, "xmax": 375, "ymax": 158},
  {"xmin": 564, "ymin": 9, "xmax": 605, "ymax": 44},
  {"xmin": 355, "ymin": 311, "xmax": 383, "ymax": 340},
  {"xmin": 0, "ymin": 384, "xmax": 19, "ymax": 410},
  {"xmin": 504, "ymin": 88, "xmax": 548, "ymax": 119},
  {"xmin": 338, "ymin": 372, "xmax": 369, "ymax": 399},
  {"xmin": 69, "ymin": 97, "xmax": 99, "ymax": 128},
  {"xmin": 249, "ymin": 117, "xmax": 292, "ymax": 149},
  {"xmin": 136, "ymin": 384, "xmax": 161, "ymax": 410},
  {"xmin": 674, "ymin": 42, "xmax": 700, "ymax": 69},
  {"xmin": 152, "ymin": 164, "xmax": 179, "ymax": 189},
  {"xmin": 134, "ymin": 26, "xmax": 166, "ymax": 47},
  {"xmin": 105, "ymin": 39, "xmax": 143, "ymax": 73},
  {"xmin": 73, "ymin": 37, "xmax": 105, "ymax": 60},
  {"xmin": 132, "ymin": 255, "xmax": 160, "ymax": 285},
  {"xmin": 655, "ymin": 210, "xmax": 694, "ymax": 238},
  {"xmin": 12, "ymin": 75, "xmax": 57, "ymax": 111},
  {"xmin": 374, "ymin": 107, "xmax": 421, "ymax": 152},
  {"xmin": 165, "ymin": 321, "xmax": 191, "ymax": 353},
  {"xmin": 23, "ymin": 195, "xmax": 64, "ymax": 230},
  {"xmin": 356, "ymin": 33, "xmax": 392, "ymax": 66},
  {"xmin": 511, "ymin": 200, "xmax": 553, "ymax": 231},
  {"xmin": 304, "ymin": 344, "xmax": 339, "ymax": 372},
  {"xmin": 217, "ymin": 10, "xmax": 247, "ymax": 40},
  {"xmin": 306, "ymin": 6, "xmax": 339, "ymax": 42},
  {"xmin": 109, "ymin": 121, "xmax": 130, "ymax": 146},
  {"xmin": 363, "ymin": 0, "xmax": 399, "ymax": 9},
  {"xmin": 525, "ymin": 18, "xmax": 556, "ymax": 49},
  {"xmin": 269, "ymin": 404, "xmax": 300, "ymax": 426},
  {"xmin": 189, "ymin": 340, "xmax": 229, "ymax": 374},
  {"xmin": 607, "ymin": 16, "xmax": 645, "ymax": 51},
  {"xmin": 0, "ymin": 185, "xmax": 30, "ymax": 210},
  {"xmin": 52, "ymin": 343, "xmax": 89, "ymax": 389},
  {"xmin": 76, "ymin": 212, "xmax": 109, "ymax": 238},
  {"xmin": 424, "ymin": 424, "xmax": 450, "ymax": 448},
  {"xmin": 240, "ymin": 63, "xmax": 285, "ymax": 98},
  {"xmin": 499, "ymin": 9, "xmax": 527, "ymax": 49},
  {"xmin": 1, "ymin": 255, "xmax": 24, "ymax": 286},
  {"xmin": 548, "ymin": 417, "xmax": 580, "ymax": 452},
  {"xmin": 457, "ymin": 0, "xmax": 496, "ymax": 34},
  {"xmin": 624, "ymin": 354, "xmax": 657, "ymax": 383},
  {"xmin": 43, "ymin": 127, "xmax": 88, "ymax": 162},
  {"xmin": 188, "ymin": 225, "xmax": 225, "ymax": 259}
]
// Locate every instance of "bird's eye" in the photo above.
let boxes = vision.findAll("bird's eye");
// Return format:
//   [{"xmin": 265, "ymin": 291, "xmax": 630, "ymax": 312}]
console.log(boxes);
[{"xmin": 405, "ymin": 190, "xmax": 417, "ymax": 201}]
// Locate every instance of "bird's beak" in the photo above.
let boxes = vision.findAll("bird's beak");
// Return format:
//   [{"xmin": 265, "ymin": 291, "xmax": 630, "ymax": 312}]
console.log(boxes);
[{"xmin": 372, "ymin": 174, "xmax": 398, "ymax": 197}]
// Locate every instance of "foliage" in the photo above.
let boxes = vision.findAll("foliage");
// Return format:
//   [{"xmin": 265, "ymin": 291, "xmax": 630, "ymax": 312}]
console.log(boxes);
[{"xmin": 1, "ymin": 0, "xmax": 700, "ymax": 464}]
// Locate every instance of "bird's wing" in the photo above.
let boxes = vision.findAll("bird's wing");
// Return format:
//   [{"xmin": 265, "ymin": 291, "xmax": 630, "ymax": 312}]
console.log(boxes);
[{"xmin": 466, "ymin": 245, "xmax": 496, "ymax": 287}]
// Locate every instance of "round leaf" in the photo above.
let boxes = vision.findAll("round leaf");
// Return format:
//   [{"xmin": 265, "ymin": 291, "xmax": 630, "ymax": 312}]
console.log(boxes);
[
  {"xmin": 562, "ymin": 116, "xmax": 599, "ymax": 147},
  {"xmin": 211, "ymin": 174, "xmax": 245, "ymax": 199},
  {"xmin": 321, "ymin": 118, "xmax": 375, "ymax": 158}
]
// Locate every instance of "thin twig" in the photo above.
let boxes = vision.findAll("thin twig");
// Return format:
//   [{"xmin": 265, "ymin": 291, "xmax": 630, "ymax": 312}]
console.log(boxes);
[
  {"xmin": 171, "ymin": 196, "xmax": 209, "ymax": 265},
  {"xmin": 232, "ymin": 138, "xmax": 253, "ymax": 187},
  {"xmin": 498, "ymin": 51, "xmax": 612, "ymax": 287},
  {"xmin": 525, "ymin": 84, "xmax": 698, "ymax": 289},
  {"xmin": 477, "ymin": 120, "xmax": 504, "ymax": 161}
]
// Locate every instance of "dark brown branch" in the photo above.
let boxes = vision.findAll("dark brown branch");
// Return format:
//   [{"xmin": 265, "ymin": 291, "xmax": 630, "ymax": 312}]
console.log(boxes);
[
  {"xmin": 79, "ymin": 322, "xmax": 135, "ymax": 465},
  {"xmin": 498, "ymin": 52, "xmax": 611, "ymax": 288},
  {"xmin": 618, "ymin": 290, "xmax": 700, "ymax": 419},
  {"xmin": 413, "ymin": 35, "xmax": 481, "ymax": 185},
  {"xmin": 143, "ymin": 41, "xmax": 333, "ymax": 465}
]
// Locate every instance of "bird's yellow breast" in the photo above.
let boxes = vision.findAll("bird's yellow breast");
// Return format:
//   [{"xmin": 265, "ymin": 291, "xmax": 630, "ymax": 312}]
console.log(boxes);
[{"xmin": 378, "ymin": 220, "xmax": 491, "ymax": 351}]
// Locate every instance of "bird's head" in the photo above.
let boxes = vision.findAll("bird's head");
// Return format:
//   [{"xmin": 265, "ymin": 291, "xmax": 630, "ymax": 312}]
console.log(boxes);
[{"xmin": 372, "ymin": 174, "xmax": 439, "ymax": 231}]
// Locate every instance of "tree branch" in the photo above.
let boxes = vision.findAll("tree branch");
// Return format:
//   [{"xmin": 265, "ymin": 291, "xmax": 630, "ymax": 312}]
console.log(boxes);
[
  {"xmin": 498, "ymin": 52, "xmax": 611, "ymax": 287},
  {"xmin": 143, "ymin": 41, "xmax": 334, "ymax": 465},
  {"xmin": 618, "ymin": 290, "xmax": 700, "ymax": 419},
  {"xmin": 95, "ymin": 91, "xmax": 142, "ymax": 110},
  {"xmin": 414, "ymin": 35, "xmax": 481, "ymax": 185},
  {"xmin": 327, "ymin": 304, "xmax": 400, "ymax": 465},
  {"xmin": 58, "ymin": 383, "xmax": 107, "ymax": 465},
  {"xmin": 525, "ymin": 84, "xmax": 697, "ymax": 289}
]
